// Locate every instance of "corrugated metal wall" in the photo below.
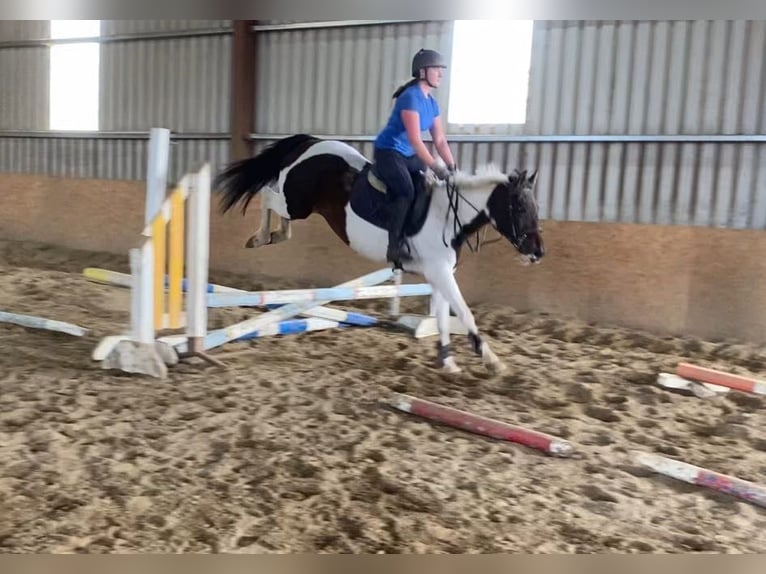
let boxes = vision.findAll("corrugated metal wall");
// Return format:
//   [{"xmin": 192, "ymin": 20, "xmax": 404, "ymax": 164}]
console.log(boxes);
[
  {"xmin": 0, "ymin": 20, "xmax": 231, "ymax": 183},
  {"xmin": 100, "ymin": 34, "xmax": 231, "ymax": 132},
  {"xmin": 255, "ymin": 21, "xmax": 452, "ymax": 136},
  {"xmin": 0, "ymin": 136, "xmax": 229, "ymax": 181},
  {"xmin": 526, "ymin": 21, "xmax": 765, "ymax": 136},
  {"xmin": 521, "ymin": 20, "xmax": 766, "ymax": 228},
  {"xmin": 100, "ymin": 20, "xmax": 231, "ymax": 35},
  {"xmin": 0, "ymin": 20, "xmax": 49, "ymax": 41},
  {"xmin": 0, "ymin": 21, "xmax": 49, "ymax": 130}
]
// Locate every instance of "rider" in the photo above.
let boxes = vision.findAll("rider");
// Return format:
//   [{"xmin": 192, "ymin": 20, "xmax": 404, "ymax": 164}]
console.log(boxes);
[{"xmin": 373, "ymin": 48, "xmax": 457, "ymax": 264}]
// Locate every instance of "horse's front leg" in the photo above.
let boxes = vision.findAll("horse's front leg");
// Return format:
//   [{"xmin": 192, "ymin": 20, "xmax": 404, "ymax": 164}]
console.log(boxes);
[
  {"xmin": 423, "ymin": 263, "xmax": 505, "ymax": 374},
  {"xmin": 431, "ymin": 287, "xmax": 460, "ymax": 374}
]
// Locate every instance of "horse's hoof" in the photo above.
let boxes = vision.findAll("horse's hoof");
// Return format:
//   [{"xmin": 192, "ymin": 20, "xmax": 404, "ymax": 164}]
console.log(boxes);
[
  {"xmin": 245, "ymin": 235, "xmax": 262, "ymax": 248},
  {"xmin": 247, "ymin": 231, "xmax": 289, "ymax": 248},
  {"xmin": 486, "ymin": 359, "xmax": 506, "ymax": 374},
  {"xmin": 442, "ymin": 357, "xmax": 462, "ymax": 374},
  {"xmin": 481, "ymin": 347, "xmax": 505, "ymax": 374},
  {"xmin": 270, "ymin": 231, "xmax": 290, "ymax": 244},
  {"xmin": 245, "ymin": 234, "xmax": 273, "ymax": 248}
]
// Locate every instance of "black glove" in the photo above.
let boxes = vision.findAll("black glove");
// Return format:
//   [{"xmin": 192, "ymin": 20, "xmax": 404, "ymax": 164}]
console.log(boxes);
[{"xmin": 431, "ymin": 163, "xmax": 450, "ymax": 181}]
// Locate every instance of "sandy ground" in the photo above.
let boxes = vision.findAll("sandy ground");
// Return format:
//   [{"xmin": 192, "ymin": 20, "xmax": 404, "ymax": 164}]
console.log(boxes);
[{"xmin": 1, "ymin": 238, "xmax": 766, "ymax": 554}]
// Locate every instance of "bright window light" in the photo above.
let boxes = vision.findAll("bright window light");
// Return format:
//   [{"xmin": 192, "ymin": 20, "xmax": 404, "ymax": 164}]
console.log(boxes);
[
  {"xmin": 447, "ymin": 20, "xmax": 534, "ymax": 125},
  {"xmin": 49, "ymin": 20, "xmax": 101, "ymax": 131}
]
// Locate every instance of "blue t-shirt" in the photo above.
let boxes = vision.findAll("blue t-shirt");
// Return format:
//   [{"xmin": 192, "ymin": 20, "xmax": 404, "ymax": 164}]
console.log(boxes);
[{"xmin": 374, "ymin": 83, "xmax": 441, "ymax": 157}]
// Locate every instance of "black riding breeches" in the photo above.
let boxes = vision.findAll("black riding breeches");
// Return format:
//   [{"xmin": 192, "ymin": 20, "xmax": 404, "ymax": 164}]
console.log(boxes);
[{"xmin": 373, "ymin": 147, "xmax": 424, "ymax": 203}]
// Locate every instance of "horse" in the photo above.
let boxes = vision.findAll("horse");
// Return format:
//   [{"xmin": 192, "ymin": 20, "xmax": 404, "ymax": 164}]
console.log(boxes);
[{"xmin": 214, "ymin": 134, "xmax": 544, "ymax": 374}]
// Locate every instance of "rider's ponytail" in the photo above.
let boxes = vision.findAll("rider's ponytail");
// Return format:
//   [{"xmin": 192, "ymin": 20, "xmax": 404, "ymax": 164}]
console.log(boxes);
[{"xmin": 392, "ymin": 78, "xmax": 419, "ymax": 99}]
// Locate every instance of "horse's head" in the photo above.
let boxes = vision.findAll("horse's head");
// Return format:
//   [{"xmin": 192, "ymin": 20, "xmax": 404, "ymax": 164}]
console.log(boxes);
[{"xmin": 486, "ymin": 168, "xmax": 545, "ymax": 264}]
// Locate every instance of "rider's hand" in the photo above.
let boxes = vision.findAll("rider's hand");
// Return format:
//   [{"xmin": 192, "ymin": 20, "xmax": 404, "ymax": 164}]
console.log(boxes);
[{"xmin": 431, "ymin": 163, "xmax": 450, "ymax": 181}]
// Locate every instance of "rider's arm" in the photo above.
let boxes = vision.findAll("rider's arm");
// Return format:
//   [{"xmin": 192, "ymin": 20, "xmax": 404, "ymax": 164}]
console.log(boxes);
[
  {"xmin": 429, "ymin": 116, "xmax": 455, "ymax": 170},
  {"xmin": 401, "ymin": 110, "xmax": 438, "ymax": 168}
]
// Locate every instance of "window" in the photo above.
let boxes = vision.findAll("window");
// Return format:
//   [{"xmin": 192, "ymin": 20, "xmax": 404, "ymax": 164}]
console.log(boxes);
[
  {"xmin": 447, "ymin": 20, "xmax": 534, "ymax": 126},
  {"xmin": 49, "ymin": 20, "xmax": 101, "ymax": 131}
]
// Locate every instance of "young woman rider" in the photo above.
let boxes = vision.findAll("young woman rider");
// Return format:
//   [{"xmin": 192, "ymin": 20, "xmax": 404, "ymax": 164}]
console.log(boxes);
[{"xmin": 373, "ymin": 48, "xmax": 457, "ymax": 264}]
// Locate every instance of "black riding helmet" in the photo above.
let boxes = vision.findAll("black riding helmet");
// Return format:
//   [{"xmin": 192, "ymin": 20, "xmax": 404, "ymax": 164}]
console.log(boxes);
[{"xmin": 411, "ymin": 48, "xmax": 447, "ymax": 78}]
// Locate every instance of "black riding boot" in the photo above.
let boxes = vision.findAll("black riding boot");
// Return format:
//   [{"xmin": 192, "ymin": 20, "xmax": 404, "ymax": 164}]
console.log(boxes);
[{"xmin": 386, "ymin": 197, "xmax": 413, "ymax": 265}]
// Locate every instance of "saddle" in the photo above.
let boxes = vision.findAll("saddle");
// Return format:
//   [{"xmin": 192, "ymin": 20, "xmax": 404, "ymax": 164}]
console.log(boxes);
[
  {"xmin": 348, "ymin": 163, "xmax": 433, "ymax": 238},
  {"xmin": 366, "ymin": 167, "xmax": 388, "ymax": 194}
]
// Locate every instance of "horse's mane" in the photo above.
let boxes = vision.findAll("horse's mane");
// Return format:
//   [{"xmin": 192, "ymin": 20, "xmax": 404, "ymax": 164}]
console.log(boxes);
[{"xmin": 427, "ymin": 160, "xmax": 509, "ymax": 189}]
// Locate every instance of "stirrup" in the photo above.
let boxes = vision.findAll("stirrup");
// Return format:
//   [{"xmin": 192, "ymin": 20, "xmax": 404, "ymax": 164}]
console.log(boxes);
[{"xmin": 387, "ymin": 242, "xmax": 412, "ymax": 265}]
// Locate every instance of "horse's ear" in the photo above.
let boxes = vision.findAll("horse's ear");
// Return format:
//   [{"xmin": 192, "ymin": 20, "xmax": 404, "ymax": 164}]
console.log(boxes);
[{"xmin": 528, "ymin": 169, "xmax": 538, "ymax": 185}]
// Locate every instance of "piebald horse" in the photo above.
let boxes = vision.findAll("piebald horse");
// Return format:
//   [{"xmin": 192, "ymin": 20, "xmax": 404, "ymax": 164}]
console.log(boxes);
[{"xmin": 215, "ymin": 134, "xmax": 544, "ymax": 374}]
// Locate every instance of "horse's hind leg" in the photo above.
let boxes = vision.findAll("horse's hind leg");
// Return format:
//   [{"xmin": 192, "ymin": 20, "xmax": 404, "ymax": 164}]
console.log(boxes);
[
  {"xmin": 423, "ymin": 263, "xmax": 505, "ymax": 374},
  {"xmin": 245, "ymin": 190, "xmax": 292, "ymax": 248},
  {"xmin": 432, "ymin": 287, "xmax": 460, "ymax": 374},
  {"xmin": 271, "ymin": 213, "xmax": 292, "ymax": 243},
  {"xmin": 245, "ymin": 205, "xmax": 273, "ymax": 247}
]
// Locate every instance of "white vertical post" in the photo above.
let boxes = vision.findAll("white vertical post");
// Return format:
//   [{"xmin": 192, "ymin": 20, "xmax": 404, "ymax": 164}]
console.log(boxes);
[
  {"xmin": 389, "ymin": 268, "xmax": 402, "ymax": 317},
  {"xmin": 145, "ymin": 127, "xmax": 171, "ymax": 225},
  {"xmin": 186, "ymin": 163, "xmax": 211, "ymax": 351},
  {"xmin": 130, "ymin": 245, "xmax": 155, "ymax": 345}
]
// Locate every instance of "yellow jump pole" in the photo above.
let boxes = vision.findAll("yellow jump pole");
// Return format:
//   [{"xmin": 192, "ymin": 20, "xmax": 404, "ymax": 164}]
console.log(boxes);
[
  {"xmin": 151, "ymin": 212, "xmax": 167, "ymax": 331},
  {"xmin": 168, "ymin": 186, "xmax": 186, "ymax": 329}
]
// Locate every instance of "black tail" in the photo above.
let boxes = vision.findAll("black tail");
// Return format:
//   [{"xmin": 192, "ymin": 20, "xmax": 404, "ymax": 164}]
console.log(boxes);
[{"xmin": 215, "ymin": 133, "xmax": 321, "ymax": 214}]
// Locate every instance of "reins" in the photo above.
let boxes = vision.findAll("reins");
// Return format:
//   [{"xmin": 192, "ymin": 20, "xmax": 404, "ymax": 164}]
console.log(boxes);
[{"xmin": 440, "ymin": 176, "xmax": 504, "ymax": 254}]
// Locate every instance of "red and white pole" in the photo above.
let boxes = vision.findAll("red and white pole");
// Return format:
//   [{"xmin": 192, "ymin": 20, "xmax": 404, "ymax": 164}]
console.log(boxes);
[
  {"xmin": 636, "ymin": 452, "xmax": 766, "ymax": 509},
  {"xmin": 676, "ymin": 362, "xmax": 766, "ymax": 396},
  {"xmin": 384, "ymin": 393, "xmax": 574, "ymax": 458}
]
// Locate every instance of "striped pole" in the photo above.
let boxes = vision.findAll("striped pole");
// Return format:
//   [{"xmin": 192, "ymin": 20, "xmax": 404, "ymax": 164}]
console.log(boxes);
[
  {"xmin": 219, "ymin": 317, "xmax": 345, "ymax": 342},
  {"xmin": 676, "ymin": 362, "xmax": 766, "ymax": 396},
  {"xmin": 83, "ymin": 267, "xmax": 378, "ymax": 327},
  {"xmin": 384, "ymin": 393, "xmax": 574, "ymax": 457},
  {"xmin": 159, "ymin": 317, "xmax": 346, "ymax": 347},
  {"xmin": 83, "ymin": 267, "xmax": 133, "ymax": 288},
  {"xmin": 168, "ymin": 267, "xmax": 395, "ymax": 354},
  {"xmin": 635, "ymin": 452, "xmax": 766, "ymax": 509},
  {"xmin": 263, "ymin": 304, "xmax": 377, "ymax": 327},
  {"xmin": 206, "ymin": 283, "xmax": 433, "ymax": 308},
  {"xmin": 85, "ymin": 267, "xmax": 247, "ymax": 294},
  {"xmin": 656, "ymin": 372, "xmax": 730, "ymax": 398},
  {"xmin": 0, "ymin": 311, "xmax": 89, "ymax": 337}
]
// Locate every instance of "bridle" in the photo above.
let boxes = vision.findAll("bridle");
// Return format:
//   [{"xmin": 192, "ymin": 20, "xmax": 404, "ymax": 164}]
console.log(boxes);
[{"xmin": 440, "ymin": 175, "xmax": 532, "ymax": 254}]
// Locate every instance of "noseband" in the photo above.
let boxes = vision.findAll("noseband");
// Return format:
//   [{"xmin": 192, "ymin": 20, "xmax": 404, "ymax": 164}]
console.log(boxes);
[{"xmin": 443, "ymin": 177, "xmax": 531, "ymax": 253}]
